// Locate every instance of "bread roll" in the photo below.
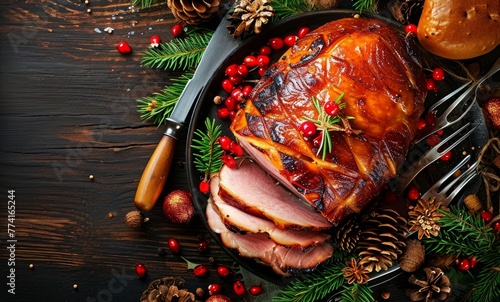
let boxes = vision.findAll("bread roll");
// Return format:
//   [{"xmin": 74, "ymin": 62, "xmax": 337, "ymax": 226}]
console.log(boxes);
[{"xmin": 417, "ymin": 0, "xmax": 500, "ymax": 59}]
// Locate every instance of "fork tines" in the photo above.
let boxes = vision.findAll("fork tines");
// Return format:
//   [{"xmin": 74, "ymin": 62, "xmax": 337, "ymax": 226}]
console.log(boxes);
[{"xmin": 391, "ymin": 122, "xmax": 479, "ymax": 196}]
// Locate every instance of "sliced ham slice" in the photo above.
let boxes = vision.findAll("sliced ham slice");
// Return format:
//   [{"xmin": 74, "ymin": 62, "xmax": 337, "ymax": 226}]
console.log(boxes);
[
  {"xmin": 206, "ymin": 202, "xmax": 334, "ymax": 276},
  {"xmin": 218, "ymin": 159, "xmax": 332, "ymax": 230},
  {"xmin": 210, "ymin": 175, "xmax": 330, "ymax": 248}
]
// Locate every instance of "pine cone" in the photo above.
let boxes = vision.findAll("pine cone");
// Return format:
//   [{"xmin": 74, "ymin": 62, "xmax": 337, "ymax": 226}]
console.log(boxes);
[
  {"xmin": 406, "ymin": 267, "xmax": 452, "ymax": 302},
  {"xmin": 357, "ymin": 208, "xmax": 408, "ymax": 273},
  {"xmin": 167, "ymin": 0, "xmax": 220, "ymax": 25},
  {"xmin": 335, "ymin": 217, "xmax": 361, "ymax": 253},
  {"xmin": 342, "ymin": 258, "xmax": 370, "ymax": 284},
  {"xmin": 408, "ymin": 197, "xmax": 447, "ymax": 240},
  {"xmin": 398, "ymin": 239, "xmax": 425, "ymax": 273},
  {"xmin": 226, "ymin": 0, "xmax": 274, "ymax": 38},
  {"xmin": 141, "ymin": 277, "xmax": 199, "ymax": 302}
]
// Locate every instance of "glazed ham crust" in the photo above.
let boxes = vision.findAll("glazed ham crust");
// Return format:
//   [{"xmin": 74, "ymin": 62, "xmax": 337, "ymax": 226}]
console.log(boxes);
[{"xmin": 231, "ymin": 18, "xmax": 427, "ymax": 225}]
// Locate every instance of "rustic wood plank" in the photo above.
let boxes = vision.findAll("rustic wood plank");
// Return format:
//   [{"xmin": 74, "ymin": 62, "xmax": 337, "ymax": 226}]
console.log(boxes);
[{"xmin": 0, "ymin": 1, "xmax": 241, "ymax": 300}]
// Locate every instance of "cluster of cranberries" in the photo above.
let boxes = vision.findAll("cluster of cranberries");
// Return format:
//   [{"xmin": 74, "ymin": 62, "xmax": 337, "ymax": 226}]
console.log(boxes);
[
  {"xmin": 404, "ymin": 23, "xmax": 446, "ymax": 92},
  {"xmin": 215, "ymin": 27, "xmax": 311, "ymax": 122},
  {"xmin": 116, "ymin": 23, "xmax": 187, "ymax": 55},
  {"xmin": 198, "ymin": 27, "xmax": 311, "ymax": 195},
  {"xmin": 134, "ymin": 236, "xmax": 263, "ymax": 299}
]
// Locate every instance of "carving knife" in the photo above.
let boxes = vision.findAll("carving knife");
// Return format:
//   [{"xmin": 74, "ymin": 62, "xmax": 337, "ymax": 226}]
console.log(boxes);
[{"xmin": 135, "ymin": 10, "xmax": 240, "ymax": 212}]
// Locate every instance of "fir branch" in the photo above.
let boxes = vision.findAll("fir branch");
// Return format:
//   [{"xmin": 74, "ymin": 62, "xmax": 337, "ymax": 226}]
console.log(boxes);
[
  {"xmin": 272, "ymin": 262, "xmax": 346, "ymax": 302},
  {"xmin": 141, "ymin": 31, "xmax": 213, "ymax": 71},
  {"xmin": 446, "ymin": 268, "xmax": 475, "ymax": 301},
  {"xmin": 191, "ymin": 118, "xmax": 223, "ymax": 177},
  {"xmin": 352, "ymin": 0, "xmax": 378, "ymax": 13},
  {"xmin": 136, "ymin": 73, "xmax": 193, "ymax": 125},
  {"xmin": 131, "ymin": 0, "xmax": 162, "ymax": 8},
  {"xmin": 272, "ymin": 0, "xmax": 316, "ymax": 21},
  {"xmin": 471, "ymin": 266, "xmax": 500, "ymax": 302},
  {"xmin": 422, "ymin": 206, "xmax": 496, "ymax": 257},
  {"xmin": 341, "ymin": 283, "xmax": 374, "ymax": 302}
]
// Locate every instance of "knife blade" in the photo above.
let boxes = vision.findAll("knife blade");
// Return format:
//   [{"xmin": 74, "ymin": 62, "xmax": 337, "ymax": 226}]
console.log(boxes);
[{"xmin": 135, "ymin": 10, "xmax": 240, "ymax": 212}]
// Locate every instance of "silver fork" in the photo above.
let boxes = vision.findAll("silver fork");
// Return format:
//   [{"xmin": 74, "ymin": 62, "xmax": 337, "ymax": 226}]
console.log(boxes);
[
  {"xmin": 416, "ymin": 57, "xmax": 500, "ymax": 143},
  {"xmin": 326, "ymin": 157, "xmax": 481, "ymax": 302},
  {"xmin": 391, "ymin": 122, "xmax": 479, "ymax": 196}
]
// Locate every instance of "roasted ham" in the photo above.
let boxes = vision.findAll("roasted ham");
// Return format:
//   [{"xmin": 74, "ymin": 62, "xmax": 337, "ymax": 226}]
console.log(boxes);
[
  {"xmin": 206, "ymin": 201, "xmax": 334, "ymax": 276},
  {"xmin": 210, "ymin": 174, "xmax": 330, "ymax": 248},
  {"xmin": 230, "ymin": 17, "xmax": 427, "ymax": 225},
  {"xmin": 218, "ymin": 159, "xmax": 332, "ymax": 230}
]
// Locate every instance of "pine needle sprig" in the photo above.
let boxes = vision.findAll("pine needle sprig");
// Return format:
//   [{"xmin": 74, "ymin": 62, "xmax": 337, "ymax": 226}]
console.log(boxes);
[
  {"xmin": 272, "ymin": 262, "xmax": 346, "ymax": 302},
  {"xmin": 131, "ymin": 0, "xmax": 162, "ymax": 8},
  {"xmin": 271, "ymin": 0, "xmax": 316, "ymax": 21},
  {"xmin": 136, "ymin": 73, "xmax": 193, "ymax": 125},
  {"xmin": 191, "ymin": 118, "xmax": 223, "ymax": 178},
  {"xmin": 141, "ymin": 31, "xmax": 213, "ymax": 71},
  {"xmin": 422, "ymin": 206, "xmax": 496, "ymax": 257},
  {"xmin": 471, "ymin": 265, "xmax": 500, "ymax": 302},
  {"xmin": 341, "ymin": 283, "xmax": 374, "ymax": 302},
  {"xmin": 352, "ymin": 0, "xmax": 378, "ymax": 13}
]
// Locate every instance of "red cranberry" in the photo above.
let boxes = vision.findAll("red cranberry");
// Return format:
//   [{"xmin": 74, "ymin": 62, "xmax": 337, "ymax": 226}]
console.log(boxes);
[
  {"xmin": 168, "ymin": 238, "xmax": 180, "ymax": 253},
  {"xmin": 405, "ymin": 24, "xmax": 418, "ymax": 35},
  {"xmin": 199, "ymin": 180, "xmax": 210, "ymax": 194},
  {"xmin": 268, "ymin": 37, "xmax": 284, "ymax": 50},
  {"xmin": 233, "ymin": 280, "xmax": 245, "ymax": 296},
  {"xmin": 297, "ymin": 27, "xmax": 310, "ymax": 39},
  {"xmin": 299, "ymin": 121, "xmax": 317, "ymax": 137},
  {"xmin": 135, "ymin": 263, "xmax": 147, "ymax": 279},
  {"xmin": 216, "ymin": 265, "xmax": 231, "ymax": 278},
  {"xmin": 432, "ymin": 67, "xmax": 445, "ymax": 81},
  {"xmin": 481, "ymin": 210, "xmax": 493, "ymax": 223},
  {"xmin": 260, "ymin": 45, "xmax": 272, "ymax": 55},
  {"xmin": 225, "ymin": 64, "xmax": 238, "ymax": 77},
  {"xmin": 193, "ymin": 264, "xmax": 208, "ymax": 277},
  {"xmin": 248, "ymin": 285, "xmax": 263, "ymax": 296},
  {"xmin": 284, "ymin": 35, "xmax": 297, "ymax": 47},
  {"xmin": 208, "ymin": 283, "xmax": 222, "ymax": 295}
]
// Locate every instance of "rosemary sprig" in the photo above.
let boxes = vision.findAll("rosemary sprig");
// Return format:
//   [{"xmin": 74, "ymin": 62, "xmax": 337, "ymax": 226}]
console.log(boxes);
[
  {"xmin": 352, "ymin": 0, "xmax": 378, "ymax": 13},
  {"xmin": 136, "ymin": 73, "xmax": 193, "ymax": 125},
  {"xmin": 141, "ymin": 31, "xmax": 213, "ymax": 71},
  {"xmin": 302, "ymin": 93, "xmax": 355, "ymax": 160},
  {"xmin": 191, "ymin": 118, "xmax": 223, "ymax": 179}
]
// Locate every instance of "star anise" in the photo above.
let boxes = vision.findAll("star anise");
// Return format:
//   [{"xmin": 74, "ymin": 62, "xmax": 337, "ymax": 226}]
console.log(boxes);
[
  {"xmin": 407, "ymin": 267, "xmax": 452, "ymax": 302},
  {"xmin": 342, "ymin": 258, "xmax": 370, "ymax": 284},
  {"xmin": 408, "ymin": 197, "xmax": 447, "ymax": 240}
]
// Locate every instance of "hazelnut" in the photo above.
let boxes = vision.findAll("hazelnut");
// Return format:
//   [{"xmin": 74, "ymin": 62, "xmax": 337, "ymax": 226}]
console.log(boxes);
[
  {"xmin": 213, "ymin": 95, "xmax": 223, "ymax": 105},
  {"xmin": 196, "ymin": 287, "xmax": 204, "ymax": 297},
  {"xmin": 125, "ymin": 211, "xmax": 144, "ymax": 228}
]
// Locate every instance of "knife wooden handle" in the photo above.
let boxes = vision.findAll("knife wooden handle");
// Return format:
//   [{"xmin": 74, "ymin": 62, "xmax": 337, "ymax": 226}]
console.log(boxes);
[{"xmin": 134, "ymin": 134, "xmax": 176, "ymax": 212}]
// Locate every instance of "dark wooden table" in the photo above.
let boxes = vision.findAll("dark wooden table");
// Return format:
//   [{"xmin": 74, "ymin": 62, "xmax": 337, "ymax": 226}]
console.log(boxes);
[
  {"xmin": 1, "ymin": 1, "xmax": 498, "ymax": 302},
  {"xmin": 0, "ymin": 1, "xmax": 248, "ymax": 301}
]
